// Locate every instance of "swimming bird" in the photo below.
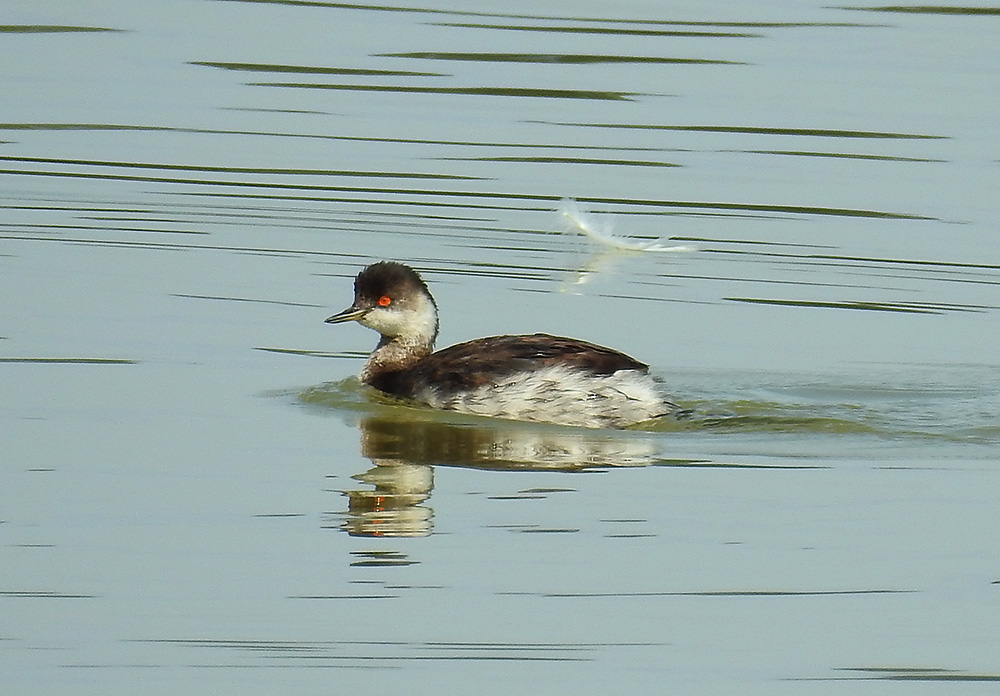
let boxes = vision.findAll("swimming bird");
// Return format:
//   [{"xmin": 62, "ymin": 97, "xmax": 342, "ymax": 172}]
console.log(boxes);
[{"xmin": 326, "ymin": 261, "xmax": 673, "ymax": 428}]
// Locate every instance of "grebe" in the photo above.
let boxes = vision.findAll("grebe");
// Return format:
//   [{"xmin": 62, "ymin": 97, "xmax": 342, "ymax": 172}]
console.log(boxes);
[{"xmin": 325, "ymin": 261, "xmax": 673, "ymax": 429}]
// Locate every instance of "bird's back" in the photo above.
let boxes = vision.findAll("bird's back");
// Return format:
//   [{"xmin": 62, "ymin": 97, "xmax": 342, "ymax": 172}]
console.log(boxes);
[{"xmin": 370, "ymin": 333, "xmax": 646, "ymax": 394}]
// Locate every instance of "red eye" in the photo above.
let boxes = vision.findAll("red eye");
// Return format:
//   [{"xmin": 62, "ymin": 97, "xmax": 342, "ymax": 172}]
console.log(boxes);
[{"xmin": 377, "ymin": 295, "xmax": 392, "ymax": 307}]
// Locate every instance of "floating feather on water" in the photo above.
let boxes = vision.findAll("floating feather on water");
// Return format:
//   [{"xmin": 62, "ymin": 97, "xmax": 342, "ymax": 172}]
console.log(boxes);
[{"xmin": 558, "ymin": 198, "xmax": 696, "ymax": 253}]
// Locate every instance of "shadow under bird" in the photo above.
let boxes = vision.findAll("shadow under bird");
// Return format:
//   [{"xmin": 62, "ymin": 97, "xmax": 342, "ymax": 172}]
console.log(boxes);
[{"xmin": 326, "ymin": 261, "xmax": 675, "ymax": 429}]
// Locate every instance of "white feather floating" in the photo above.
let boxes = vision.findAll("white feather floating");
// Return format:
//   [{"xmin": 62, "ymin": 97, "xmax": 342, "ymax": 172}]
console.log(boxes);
[{"xmin": 558, "ymin": 198, "xmax": 695, "ymax": 253}]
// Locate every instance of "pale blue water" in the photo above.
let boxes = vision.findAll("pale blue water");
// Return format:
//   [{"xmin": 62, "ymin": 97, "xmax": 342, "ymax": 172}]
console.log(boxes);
[{"xmin": 2, "ymin": 2, "xmax": 999, "ymax": 693}]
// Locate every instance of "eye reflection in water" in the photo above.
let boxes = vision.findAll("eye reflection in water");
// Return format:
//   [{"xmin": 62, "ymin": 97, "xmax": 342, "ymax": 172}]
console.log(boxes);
[
  {"xmin": 341, "ymin": 462, "xmax": 434, "ymax": 538},
  {"xmin": 333, "ymin": 410, "xmax": 663, "ymax": 538}
]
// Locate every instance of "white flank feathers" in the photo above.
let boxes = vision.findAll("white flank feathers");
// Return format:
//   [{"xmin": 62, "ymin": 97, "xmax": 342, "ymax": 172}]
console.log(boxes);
[{"xmin": 414, "ymin": 364, "xmax": 668, "ymax": 429}]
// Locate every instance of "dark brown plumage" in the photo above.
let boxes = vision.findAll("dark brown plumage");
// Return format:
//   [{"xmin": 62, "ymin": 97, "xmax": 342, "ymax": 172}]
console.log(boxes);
[{"xmin": 368, "ymin": 332, "xmax": 650, "ymax": 395}]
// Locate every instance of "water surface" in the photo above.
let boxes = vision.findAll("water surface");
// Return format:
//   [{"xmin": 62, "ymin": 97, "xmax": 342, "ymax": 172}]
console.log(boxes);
[{"xmin": 2, "ymin": 1, "xmax": 999, "ymax": 694}]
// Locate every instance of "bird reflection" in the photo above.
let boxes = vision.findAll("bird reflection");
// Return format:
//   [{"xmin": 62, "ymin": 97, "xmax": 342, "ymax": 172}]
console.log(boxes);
[
  {"xmin": 341, "ymin": 462, "xmax": 433, "ymax": 538},
  {"xmin": 334, "ymin": 410, "xmax": 662, "ymax": 537}
]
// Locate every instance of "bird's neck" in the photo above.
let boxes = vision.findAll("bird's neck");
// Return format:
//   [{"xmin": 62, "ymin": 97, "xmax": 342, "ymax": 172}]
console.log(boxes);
[{"xmin": 360, "ymin": 335, "xmax": 433, "ymax": 384}]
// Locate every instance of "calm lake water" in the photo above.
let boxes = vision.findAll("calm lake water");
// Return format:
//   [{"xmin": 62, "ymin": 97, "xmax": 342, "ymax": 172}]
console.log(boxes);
[{"xmin": 3, "ymin": 1, "xmax": 999, "ymax": 693}]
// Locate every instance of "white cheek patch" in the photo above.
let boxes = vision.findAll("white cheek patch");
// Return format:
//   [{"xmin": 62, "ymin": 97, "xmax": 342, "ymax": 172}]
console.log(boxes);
[{"xmin": 360, "ymin": 308, "xmax": 405, "ymax": 336}]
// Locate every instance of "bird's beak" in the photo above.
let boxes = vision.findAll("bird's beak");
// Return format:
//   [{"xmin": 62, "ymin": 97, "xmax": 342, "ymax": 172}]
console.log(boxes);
[{"xmin": 325, "ymin": 305, "xmax": 368, "ymax": 324}]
